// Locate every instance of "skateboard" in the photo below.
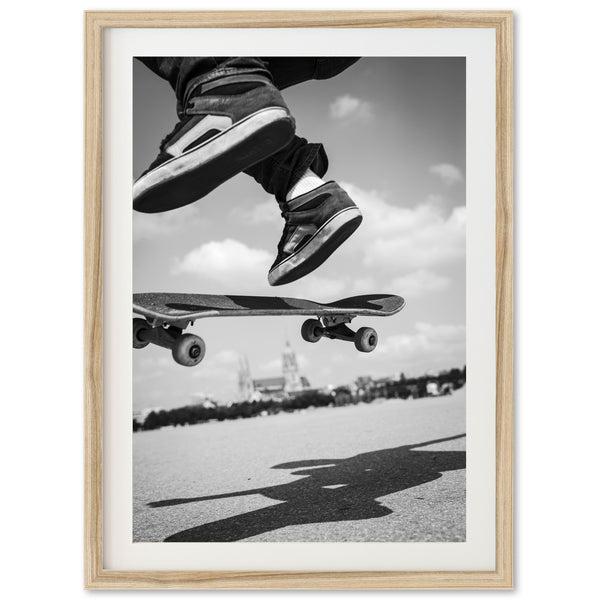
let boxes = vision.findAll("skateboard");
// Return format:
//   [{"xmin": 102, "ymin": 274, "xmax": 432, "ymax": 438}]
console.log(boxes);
[{"xmin": 133, "ymin": 293, "xmax": 405, "ymax": 367}]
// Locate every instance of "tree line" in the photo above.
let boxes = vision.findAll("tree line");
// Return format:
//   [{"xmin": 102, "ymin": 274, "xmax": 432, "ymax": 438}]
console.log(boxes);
[{"xmin": 134, "ymin": 367, "xmax": 466, "ymax": 432}]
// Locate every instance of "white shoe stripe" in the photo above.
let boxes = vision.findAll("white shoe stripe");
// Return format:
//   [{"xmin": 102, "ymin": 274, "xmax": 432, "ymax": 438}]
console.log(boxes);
[{"xmin": 165, "ymin": 115, "xmax": 233, "ymax": 156}]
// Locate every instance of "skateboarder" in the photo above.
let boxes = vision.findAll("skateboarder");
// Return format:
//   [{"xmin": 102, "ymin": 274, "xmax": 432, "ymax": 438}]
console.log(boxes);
[{"xmin": 134, "ymin": 57, "xmax": 363, "ymax": 286}]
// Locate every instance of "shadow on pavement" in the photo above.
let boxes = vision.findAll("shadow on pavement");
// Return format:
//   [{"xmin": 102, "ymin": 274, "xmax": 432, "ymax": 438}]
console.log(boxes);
[{"xmin": 148, "ymin": 433, "xmax": 465, "ymax": 542}]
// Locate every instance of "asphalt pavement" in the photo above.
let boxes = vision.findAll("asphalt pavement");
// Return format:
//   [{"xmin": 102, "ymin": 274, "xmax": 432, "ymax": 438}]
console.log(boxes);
[{"xmin": 133, "ymin": 388, "xmax": 465, "ymax": 542}]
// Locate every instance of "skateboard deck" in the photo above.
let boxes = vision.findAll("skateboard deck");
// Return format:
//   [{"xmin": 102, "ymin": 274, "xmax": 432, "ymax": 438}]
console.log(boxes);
[
  {"xmin": 133, "ymin": 293, "xmax": 405, "ymax": 367},
  {"xmin": 134, "ymin": 293, "xmax": 404, "ymax": 325}
]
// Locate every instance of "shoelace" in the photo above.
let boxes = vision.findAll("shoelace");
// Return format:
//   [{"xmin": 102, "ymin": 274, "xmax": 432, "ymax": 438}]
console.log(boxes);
[
  {"xmin": 277, "ymin": 212, "xmax": 294, "ymax": 253},
  {"xmin": 273, "ymin": 192, "xmax": 311, "ymax": 255}
]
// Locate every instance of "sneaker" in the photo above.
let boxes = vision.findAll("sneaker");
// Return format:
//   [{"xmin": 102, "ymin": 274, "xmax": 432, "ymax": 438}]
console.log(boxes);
[
  {"xmin": 268, "ymin": 182, "xmax": 362, "ymax": 286},
  {"xmin": 133, "ymin": 74, "xmax": 295, "ymax": 213}
]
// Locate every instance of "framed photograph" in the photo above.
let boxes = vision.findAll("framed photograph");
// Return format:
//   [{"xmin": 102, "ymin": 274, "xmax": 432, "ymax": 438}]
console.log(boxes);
[{"xmin": 85, "ymin": 10, "xmax": 513, "ymax": 589}]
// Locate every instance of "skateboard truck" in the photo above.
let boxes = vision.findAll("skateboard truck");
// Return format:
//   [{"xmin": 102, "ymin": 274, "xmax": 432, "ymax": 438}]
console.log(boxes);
[
  {"xmin": 301, "ymin": 314, "xmax": 378, "ymax": 353},
  {"xmin": 132, "ymin": 319, "xmax": 206, "ymax": 367},
  {"xmin": 133, "ymin": 312, "xmax": 378, "ymax": 368}
]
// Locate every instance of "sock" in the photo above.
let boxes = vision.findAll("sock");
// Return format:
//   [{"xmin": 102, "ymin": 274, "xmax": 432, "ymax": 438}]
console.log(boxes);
[{"xmin": 285, "ymin": 169, "xmax": 325, "ymax": 201}]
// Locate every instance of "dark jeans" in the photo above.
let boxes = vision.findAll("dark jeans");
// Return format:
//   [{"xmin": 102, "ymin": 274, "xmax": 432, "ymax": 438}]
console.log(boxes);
[{"xmin": 137, "ymin": 57, "xmax": 360, "ymax": 202}]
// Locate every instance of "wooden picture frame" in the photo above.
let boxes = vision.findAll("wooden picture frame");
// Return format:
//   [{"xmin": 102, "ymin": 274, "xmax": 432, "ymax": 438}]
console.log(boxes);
[{"xmin": 85, "ymin": 10, "xmax": 512, "ymax": 589}]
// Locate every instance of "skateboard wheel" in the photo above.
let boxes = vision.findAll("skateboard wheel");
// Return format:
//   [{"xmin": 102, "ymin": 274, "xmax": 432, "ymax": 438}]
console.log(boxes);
[
  {"xmin": 172, "ymin": 334, "xmax": 206, "ymax": 367},
  {"xmin": 301, "ymin": 319, "xmax": 323, "ymax": 343},
  {"xmin": 354, "ymin": 327, "xmax": 378, "ymax": 353},
  {"xmin": 133, "ymin": 318, "xmax": 151, "ymax": 349}
]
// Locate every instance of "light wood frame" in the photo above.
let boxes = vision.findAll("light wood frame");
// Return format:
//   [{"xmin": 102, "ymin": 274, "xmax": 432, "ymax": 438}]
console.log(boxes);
[{"xmin": 85, "ymin": 10, "xmax": 513, "ymax": 590}]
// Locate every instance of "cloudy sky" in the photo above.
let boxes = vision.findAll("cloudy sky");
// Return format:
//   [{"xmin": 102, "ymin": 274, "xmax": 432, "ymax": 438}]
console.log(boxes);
[{"xmin": 133, "ymin": 57, "xmax": 465, "ymax": 411}]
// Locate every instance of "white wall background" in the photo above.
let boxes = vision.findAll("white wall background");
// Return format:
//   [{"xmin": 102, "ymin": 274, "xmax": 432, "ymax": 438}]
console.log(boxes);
[{"xmin": 1, "ymin": 0, "xmax": 598, "ymax": 597}]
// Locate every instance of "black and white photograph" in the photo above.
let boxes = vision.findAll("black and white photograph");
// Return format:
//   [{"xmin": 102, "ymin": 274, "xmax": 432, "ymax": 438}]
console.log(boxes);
[{"xmin": 131, "ymin": 56, "xmax": 466, "ymax": 543}]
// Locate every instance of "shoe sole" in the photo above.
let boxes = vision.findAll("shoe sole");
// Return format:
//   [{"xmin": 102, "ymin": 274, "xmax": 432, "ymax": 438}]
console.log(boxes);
[
  {"xmin": 268, "ymin": 207, "xmax": 363, "ymax": 286},
  {"xmin": 133, "ymin": 107, "xmax": 295, "ymax": 213}
]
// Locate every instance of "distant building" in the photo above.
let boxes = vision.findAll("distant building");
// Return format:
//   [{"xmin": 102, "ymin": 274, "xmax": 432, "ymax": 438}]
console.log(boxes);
[
  {"xmin": 355, "ymin": 376, "xmax": 374, "ymax": 390},
  {"xmin": 282, "ymin": 340, "xmax": 305, "ymax": 392},
  {"xmin": 426, "ymin": 381, "xmax": 440, "ymax": 396},
  {"xmin": 191, "ymin": 395, "xmax": 217, "ymax": 409},
  {"xmin": 253, "ymin": 375, "xmax": 311, "ymax": 400},
  {"xmin": 238, "ymin": 355, "xmax": 256, "ymax": 402},
  {"xmin": 252, "ymin": 341, "xmax": 311, "ymax": 401},
  {"xmin": 190, "ymin": 392, "xmax": 215, "ymax": 405},
  {"xmin": 354, "ymin": 375, "xmax": 398, "ymax": 399}
]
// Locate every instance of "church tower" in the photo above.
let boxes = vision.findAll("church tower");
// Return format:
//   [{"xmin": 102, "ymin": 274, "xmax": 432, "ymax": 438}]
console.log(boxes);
[
  {"xmin": 237, "ymin": 355, "xmax": 254, "ymax": 402},
  {"xmin": 282, "ymin": 341, "xmax": 303, "ymax": 392}
]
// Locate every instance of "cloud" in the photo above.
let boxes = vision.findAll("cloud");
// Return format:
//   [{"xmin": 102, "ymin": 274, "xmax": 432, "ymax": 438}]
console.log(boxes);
[
  {"xmin": 171, "ymin": 240, "xmax": 350, "ymax": 298},
  {"xmin": 168, "ymin": 184, "xmax": 464, "ymax": 301},
  {"xmin": 429, "ymin": 163, "xmax": 463, "ymax": 186},
  {"xmin": 234, "ymin": 199, "xmax": 280, "ymax": 224},
  {"xmin": 172, "ymin": 238, "xmax": 271, "ymax": 286},
  {"xmin": 339, "ymin": 182, "xmax": 466, "ymax": 271},
  {"xmin": 378, "ymin": 322, "xmax": 466, "ymax": 372},
  {"xmin": 390, "ymin": 270, "xmax": 450, "ymax": 297},
  {"xmin": 133, "ymin": 207, "xmax": 205, "ymax": 242},
  {"xmin": 330, "ymin": 94, "xmax": 373, "ymax": 122}
]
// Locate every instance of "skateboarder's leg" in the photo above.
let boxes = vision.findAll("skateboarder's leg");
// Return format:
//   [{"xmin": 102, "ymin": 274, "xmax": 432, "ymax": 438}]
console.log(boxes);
[
  {"xmin": 137, "ymin": 57, "xmax": 360, "ymax": 116},
  {"xmin": 133, "ymin": 57, "xmax": 361, "ymax": 214},
  {"xmin": 242, "ymin": 135, "xmax": 328, "ymax": 201},
  {"xmin": 243, "ymin": 136, "xmax": 362, "ymax": 286},
  {"xmin": 133, "ymin": 57, "xmax": 296, "ymax": 213},
  {"xmin": 238, "ymin": 59, "xmax": 364, "ymax": 286},
  {"xmin": 260, "ymin": 57, "xmax": 361, "ymax": 91}
]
